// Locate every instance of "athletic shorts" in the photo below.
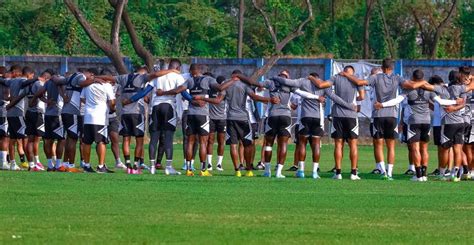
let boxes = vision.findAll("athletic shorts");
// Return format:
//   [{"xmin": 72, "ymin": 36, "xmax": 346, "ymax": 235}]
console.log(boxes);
[
  {"xmin": 331, "ymin": 117, "xmax": 358, "ymax": 140},
  {"xmin": 44, "ymin": 115, "xmax": 64, "ymax": 140},
  {"xmin": 265, "ymin": 116, "xmax": 291, "ymax": 137},
  {"xmin": 62, "ymin": 113, "xmax": 82, "ymax": 140},
  {"xmin": 186, "ymin": 115, "xmax": 209, "ymax": 136},
  {"xmin": 0, "ymin": 117, "xmax": 8, "ymax": 137},
  {"xmin": 464, "ymin": 123, "xmax": 474, "ymax": 144},
  {"xmin": 120, "ymin": 114, "xmax": 145, "ymax": 137},
  {"xmin": 226, "ymin": 120, "xmax": 253, "ymax": 146},
  {"xmin": 433, "ymin": 126, "xmax": 441, "ymax": 146},
  {"xmin": 108, "ymin": 116, "xmax": 120, "ymax": 134},
  {"xmin": 25, "ymin": 111, "xmax": 44, "ymax": 137},
  {"xmin": 299, "ymin": 117, "xmax": 324, "ymax": 138},
  {"xmin": 371, "ymin": 117, "xmax": 398, "ymax": 139},
  {"xmin": 251, "ymin": 122, "xmax": 259, "ymax": 140},
  {"xmin": 150, "ymin": 103, "xmax": 177, "ymax": 132},
  {"xmin": 406, "ymin": 124, "xmax": 431, "ymax": 143},
  {"xmin": 7, "ymin": 117, "xmax": 26, "ymax": 139},
  {"xmin": 440, "ymin": 123, "xmax": 465, "ymax": 148},
  {"xmin": 210, "ymin": 119, "xmax": 226, "ymax": 133},
  {"xmin": 82, "ymin": 124, "xmax": 108, "ymax": 145}
]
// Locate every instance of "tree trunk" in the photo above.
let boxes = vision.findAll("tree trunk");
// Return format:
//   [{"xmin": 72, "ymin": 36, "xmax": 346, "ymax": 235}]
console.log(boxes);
[
  {"xmin": 237, "ymin": 0, "xmax": 245, "ymax": 58},
  {"xmin": 363, "ymin": 0, "xmax": 375, "ymax": 59},
  {"xmin": 121, "ymin": 10, "xmax": 155, "ymax": 70},
  {"xmin": 378, "ymin": 0, "xmax": 396, "ymax": 58}
]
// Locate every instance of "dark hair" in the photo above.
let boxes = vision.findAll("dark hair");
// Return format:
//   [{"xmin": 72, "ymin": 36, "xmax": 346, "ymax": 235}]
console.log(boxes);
[
  {"xmin": 0, "ymin": 66, "xmax": 6, "ymax": 75},
  {"xmin": 22, "ymin": 66, "xmax": 34, "ymax": 75},
  {"xmin": 231, "ymin": 69, "xmax": 242, "ymax": 75},
  {"xmin": 216, "ymin": 75, "xmax": 226, "ymax": 84},
  {"xmin": 428, "ymin": 75, "xmax": 444, "ymax": 85},
  {"xmin": 448, "ymin": 70, "xmax": 461, "ymax": 85},
  {"xmin": 168, "ymin": 59, "xmax": 181, "ymax": 70},
  {"xmin": 10, "ymin": 64, "xmax": 22, "ymax": 72},
  {"xmin": 100, "ymin": 68, "xmax": 114, "ymax": 76},
  {"xmin": 343, "ymin": 65, "xmax": 355, "ymax": 73},
  {"xmin": 412, "ymin": 69, "xmax": 424, "ymax": 81},
  {"xmin": 203, "ymin": 72, "xmax": 214, "ymax": 78},
  {"xmin": 42, "ymin": 69, "xmax": 55, "ymax": 76},
  {"xmin": 190, "ymin": 64, "xmax": 202, "ymax": 72},
  {"xmin": 135, "ymin": 65, "xmax": 149, "ymax": 73},
  {"xmin": 459, "ymin": 66, "xmax": 471, "ymax": 75},
  {"xmin": 309, "ymin": 72, "xmax": 320, "ymax": 78},
  {"xmin": 382, "ymin": 58, "xmax": 394, "ymax": 70},
  {"xmin": 87, "ymin": 68, "xmax": 99, "ymax": 75}
]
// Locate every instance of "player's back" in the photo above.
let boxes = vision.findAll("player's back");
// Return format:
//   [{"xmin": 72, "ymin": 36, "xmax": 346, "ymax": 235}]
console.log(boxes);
[{"xmin": 225, "ymin": 80, "xmax": 250, "ymax": 121}]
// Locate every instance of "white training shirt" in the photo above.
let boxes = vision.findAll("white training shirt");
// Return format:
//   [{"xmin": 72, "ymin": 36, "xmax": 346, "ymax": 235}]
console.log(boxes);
[
  {"xmin": 80, "ymin": 83, "xmax": 115, "ymax": 126},
  {"xmin": 150, "ymin": 72, "xmax": 185, "ymax": 107}
]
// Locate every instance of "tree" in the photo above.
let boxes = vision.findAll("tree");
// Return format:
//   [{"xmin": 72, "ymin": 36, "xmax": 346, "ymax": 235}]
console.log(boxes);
[
  {"xmin": 410, "ymin": 0, "xmax": 458, "ymax": 59},
  {"xmin": 249, "ymin": 0, "xmax": 313, "ymax": 81},
  {"xmin": 64, "ymin": 0, "xmax": 129, "ymax": 74},
  {"xmin": 237, "ymin": 0, "xmax": 245, "ymax": 58},
  {"xmin": 363, "ymin": 0, "xmax": 376, "ymax": 59},
  {"xmin": 377, "ymin": 0, "xmax": 396, "ymax": 58}
]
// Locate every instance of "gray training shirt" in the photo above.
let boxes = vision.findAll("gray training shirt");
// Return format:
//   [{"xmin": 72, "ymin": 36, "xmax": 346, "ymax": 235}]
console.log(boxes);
[
  {"xmin": 261, "ymin": 79, "xmax": 296, "ymax": 118},
  {"xmin": 368, "ymin": 73, "xmax": 405, "ymax": 118},
  {"xmin": 0, "ymin": 79, "xmax": 9, "ymax": 117},
  {"xmin": 402, "ymin": 88, "xmax": 436, "ymax": 124},
  {"xmin": 329, "ymin": 75, "xmax": 364, "ymax": 118},
  {"xmin": 182, "ymin": 76, "xmax": 219, "ymax": 116},
  {"xmin": 26, "ymin": 80, "xmax": 45, "ymax": 113},
  {"xmin": 6, "ymin": 77, "xmax": 27, "ymax": 117},
  {"xmin": 44, "ymin": 80, "xmax": 62, "ymax": 116},
  {"xmin": 434, "ymin": 84, "xmax": 467, "ymax": 125},
  {"xmin": 57, "ymin": 73, "xmax": 86, "ymax": 115},
  {"xmin": 209, "ymin": 87, "xmax": 226, "ymax": 120},
  {"xmin": 115, "ymin": 73, "xmax": 149, "ymax": 115},
  {"xmin": 224, "ymin": 80, "xmax": 254, "ymax": 121}
]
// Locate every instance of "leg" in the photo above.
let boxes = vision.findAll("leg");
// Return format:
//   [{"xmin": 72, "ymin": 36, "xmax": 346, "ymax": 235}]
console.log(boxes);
[
  {"xmin": 135, "ymin": 137, "xmax": 144, "ymax": 163},
  {"xmin": 276, "ymin": 136, "xmax": 289, "ymax": 166},
  {"xmin": 96, "ymin": 143, "xmax": 106, "ymax": 165},
  {"xmin": 149, "ymin": 131, "xmax": 159, "ymax": 164},
  {"xmin": 110, "ymin": 131, "xmax": 121, "ymax": 163},
  {"xmin": 348, "ymin": 138, "xmax": 359, "ymax": 173},
  {"xmin": 334, "ymin": 138, "xmax": 344, "ymax": 173},
  {"xmin": 229, "ymin": 144, "xmax": 239, "ymax": 170}
]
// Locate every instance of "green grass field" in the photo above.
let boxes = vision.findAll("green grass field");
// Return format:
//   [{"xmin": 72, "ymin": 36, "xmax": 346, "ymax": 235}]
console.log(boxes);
[{"xmin": 0, "ymin": 143, "xmax": 473, "ymax": 244}]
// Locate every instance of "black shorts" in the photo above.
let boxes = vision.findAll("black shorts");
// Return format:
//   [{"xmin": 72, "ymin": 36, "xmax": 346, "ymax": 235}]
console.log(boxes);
[
  {"xmin": 440, "ymin": 123, "xmax": 465, "ymax": 148},
  {"xmin": 44, "ymin": 115, "xmax": 64, "ymax": 140},
  {"xmin": 108, "ymin": 117, "xmax": 120, "ymax": 133},
  {"xmin": 371, "ymin": 117, "xmax": 398, "ymax": 139},
  {"xmin": 62, "ymin": 113, "xmax": 82, "ymax": 140},
  {"xmin": 331, "ymin": 117, "xmax": 358, "ymax": 140},
  {"xmin": 265, "ymin": 116, "xmax": 291, "ymax": 137},
  {"xmin": 406, "ymin": 124, "xmax": 431, "ymax": 143},
  {"xmin": 120, "ymin": 114, "xmax": 145, "ymax": 137},
  {"xmin": 150, "ymin": 103, "xmax": 177, "ymax": 132},
  {"xmin": 226, "ymin": 120, "xmax": 253, "ymax": 146},
  {"xmin": 0, "ymin": 117, "xmax": 7, "ymax": 137},
  {"xmin": 82, "ymin": 124, "xmax": 109, "ymax": 145},
  {"xmin": 464, "ymin": 123, "xmax": 474, "ymax": 144},
  {"xmin": 7, "ymin": 117, "xmax": 26, "ymax": 139},
  {"xmin": 433, "ymin": 126, "xmax": 441, "ymax": 146},
  {"xmin": 251, "ymin": 122, "xmax": 259, "ymax": 139},
  {"xmin": 210, "ymin": 119, "xmax": 226, "ymax": 133},
  {"xmin": 299, "ymin": 117, "xmax": 324, "ymax": 138},
  {"xmin": 186, "ymin": 115, "xmax": 210, "ymax": 136},
  {"xmin": 25, "ymin": 111, "xmax": 44, "ymax": 137}
]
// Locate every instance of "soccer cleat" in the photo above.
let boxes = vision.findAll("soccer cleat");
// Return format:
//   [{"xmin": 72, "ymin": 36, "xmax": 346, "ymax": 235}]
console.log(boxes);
[
  {"xmin": 83, "ymin": 166, "xmax": 96, "ymax": 173},
  {"xmin": 19, "ymin": 162, "xmax": 29, "ymax": 170},
  {"xmin": 434, "ymin": 175, "xmax": 448, "ymax": 181},
  {"xmin": 115, "ymin": 162, "xmax": 127, "ymax": 170},
  {"xmin": 46, "ymin": 167, "xmax": 56, "ymax": 172},
  {"xmin": 56, "ymin": 165, "xmax": 68, "ymax": 172},
  {"xmin": 10, "ymin": 163, "xmax": 21, "ymax": 171},
  {"xmin": 350, "ymin": 174, "xmax": 361, "ymax": 180},
  {"xmin": 287, "ymin": 165, "xmax": 298, "ymax": 171},
  {"xmin": 312, "ymin": 172, "xmax": 321, "ymax": 179},
  {"xmin": 295, "ymin": 170, "xmax": 305, "ymax": 178},
  {"xmin": 421, "ymin": 176, "xmax": 428, "ymax": 182},
  {"xmin": 444, "ymin": 169, "xmax": 451, "ymax": 176},
  {"xmin": 165, "ymin": 167, "xmax": 181, "ymax": 175},
  {"xmin": 216, "ymin": 164, "xmax": 223, "ymax": 171},
  {"xmin": 429, "ymin": 169, "xmax": 439, "ymax": 176},
  {"xmin": 97, "ymin": 165, "xmax": 114, "ymax": 174},
  {"xmin": 139, "ymin": 164, "xmax": 150, "ymax": 171},
  {"xmin": 245, "ymin": 171, "xmax": 254, "ymax": 177},
  {"xmin": 256, "ymin": 162, "xmax": 265, "ymax": 170},
  {"xmin": 404, "ymin": 169, "xmax": 415, "ymax": 175},
  {"xmin": 332, "ymin": 174, "xmax": 342, "ymax": 180},
  {"xmin": 36, "ymin": 162, "xmax": 45, "ymax": 171},
  {"xmin": 238, "ymin": 163, "xmax": 245, "ymax": 171},
  {"xmin": 235, "ymin": 171, "xmax": 242, "ymax": 177},
  {"xmin": 207, "ymin": 163, "xmax": 213, "ymax": 171},
  {"xmin": 262, "ymin": 171, "xmax": 271, "ymax": 177},
  {"xmin": 1, "ymin": 162, "xmax": 10, "ymax": 170},
  {"xmin": 155, "ymin": 163, "xmax": 162, "ymax": 169},
  {"xmin": 411, "ymin": 176, "xmax": 421, "ymax": 182},
  {"xmin": 186, "ymin": 170, "xmax": 194, "ymax": 177},
  {"xmin": 29, "ymin": 166, "xmax": 42, "ymax": 172},
  {"xmin": 461, "ymin": 173, "xmax": 472, "ymax": 181},
  {"xmin": 199, "ymin": 170, "xmax": 212, "ymax": 177},
  {"xmin": 451, "ymin": 176, "xmax": 461, "ymax": 182},
  {"xmin": 67, "ymin": 167, "xmax": 83, "ymax": 173},
  {"xmin": 275, "ymin": 173, "xmax": 286, "ymax": 179},
  {"xmin": 328, "ymin": 167, "xmax": 336, "ymax": 173},
  {"xmin": 381, "ymin": 175, "xmax": 393, "ymax": 181},
  {"xmin": 370, "ymin": 168, "xmax": 382, "ymax": 174}
]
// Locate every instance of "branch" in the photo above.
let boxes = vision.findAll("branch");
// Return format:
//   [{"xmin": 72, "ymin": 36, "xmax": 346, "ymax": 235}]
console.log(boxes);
[
  {"xmin": 436, "ymin": 0, "xmax": 457, "ymax": 31},
  {"xmin": 251, "ymin": 0, "xmax": 278, "ymax": 46},
  {"xmin": 276, "ymin": 0, "xmax": 313, "ymax": 51},
  {"xmin": 111, "ymin": 0, "xmax": 127, "ymax": 49}
]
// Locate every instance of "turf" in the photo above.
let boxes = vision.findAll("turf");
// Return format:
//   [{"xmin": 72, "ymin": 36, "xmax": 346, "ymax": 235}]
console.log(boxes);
[{"xmin": 0, "ymin": 144, "xmax": 473, "ymax": 244}]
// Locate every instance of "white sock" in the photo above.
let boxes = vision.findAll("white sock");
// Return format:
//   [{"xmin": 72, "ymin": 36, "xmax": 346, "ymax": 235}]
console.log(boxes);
[
  {"xmin": 207, "ymin": 154, "xmax": 212, "ymax": 165},
  {"xmin": 217, "ymin": 155, "xmax": 223, "ymax": 166},
  {"xmin": 29, "ymin": 161, "xmax": 35, "ymax": 168},
  {"xmin": 409, "ymin": 164, "xmax": 415, "ymax": 171},
  {"xmin": 191, "ymin": 159, "xmax": 194, "ymax": 167},
  {"xmin": 115, "ymin": 158, "xmax": 122, "ymax": 165},
  {"xmin": 34, "ymin": 155, "xmax": 40, "ymax": 163},
  {"xmin": 298, "ymin": 161, "xmax": 305, "ymax": 171},
  {"xmin": 387, "ymin": 164, "xmax": 394, "ymax": 177},
  {"xmin": 98, "ymin": 164, "xmax": 104, "ymax": 168},
  {"xmin": 378, "ymin": 162, "xmax": 386, "ymax": 174},
  {"xmin": 313, "ymin": 162, "xmax": 319, "ymax": 173},
  {"xmin": 439, "ymin": 167, "xmax": 446, "ymax": 176},
  {"xmin": 264, "ymin": 162, "xmax": 271, "ymax": 173},
  {"xmin": 150, "ymin": 159, "xmax": 155, "ymax": 166},
  {"xmin": 47, "ymin": 159, "xmax": 53, "ymax": 169},
  {"xmin": 276, "ymin": 164, "xmax": 284, "ymax": 176},
  {"xmin": 376, "ymin": 162, "xmax": 380, "ymax": 170},
  {"xmin": 55, "ymin": 159, "xmax": 62, "ymax": 168},
  {"xmin": 166, "ymin": 159, "xmax": 172, "ymax": 168}
]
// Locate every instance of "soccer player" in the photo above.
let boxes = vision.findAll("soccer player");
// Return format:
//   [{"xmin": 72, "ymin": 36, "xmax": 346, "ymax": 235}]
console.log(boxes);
[
  {"xmin": 80, "ymin": 72, "xmax": 116, "ymax": 173},
  {"xmin": 309, "ymin": 66, "xmax": 366, "ymax": 180},
  {"xmin": 0, "ymin": 68, "xmax": 10, "ymax": 170},
  {"xmin": 288, "ymin": 93, "xmax": 301, "ymax": 172},
  {"xmin": 206, "ymin": 75, "xmax": 227, "ymax": 171},
  {"xmin": 5, "ymin": 66, "xmax": 34, "ymax": 170},
  {"xmin": 273, "ymin": 72, "xmax": 357, "ymax": 179},
  {"xmin": 459, "ymin": 66, "xmax": 473, "ymax": 179}
]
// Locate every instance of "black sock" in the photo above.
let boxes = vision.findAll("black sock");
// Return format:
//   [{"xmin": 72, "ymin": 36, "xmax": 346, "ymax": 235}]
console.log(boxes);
[
  {"xmin": 19, "ymin": 154, "xmax": 25, "ymax": 162},
  {"xmin": 201, "ymin": 162, "xmax": 206, "ymax": 171},
  {"xmin": 6, "ymin": 154, "xmax": 10, "ymax": 162},
  {"xmin": 462, "ymin": 165, "xmax": 469, "ymax": 174},
  {"xmin": 456, "ymin": 167, "xmax": 462, "ymax": 178},
  {"xmin": 336, "ymin": 169, "xmax": 341, "ymax": 175},
  {"xmin": 351, "ymin": 169, "xmax": 357, "ymax": 175},
  {"xmin": 421, "ymin": 166, "xmax": 427, "ymax": 177},
  {"xmin": 134, "ymin": 157, "xmax": 140, "ymax": 163},
  {"xmin": 124, "ymin": 155, "xmax": 130, "ymax": 162},
  {"xmin": 415, "ymin": 167, "xmax": 422, "ymax": 178},
  {"xmin": 139, "ymin": 158, "xmax": 144, "ymax": 164}
]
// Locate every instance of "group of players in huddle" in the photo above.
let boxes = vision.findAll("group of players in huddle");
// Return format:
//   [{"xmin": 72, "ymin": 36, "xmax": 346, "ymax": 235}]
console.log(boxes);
[{"xmin": 0, "ymin": 58, "xmax": 472, "ymax": 182}]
